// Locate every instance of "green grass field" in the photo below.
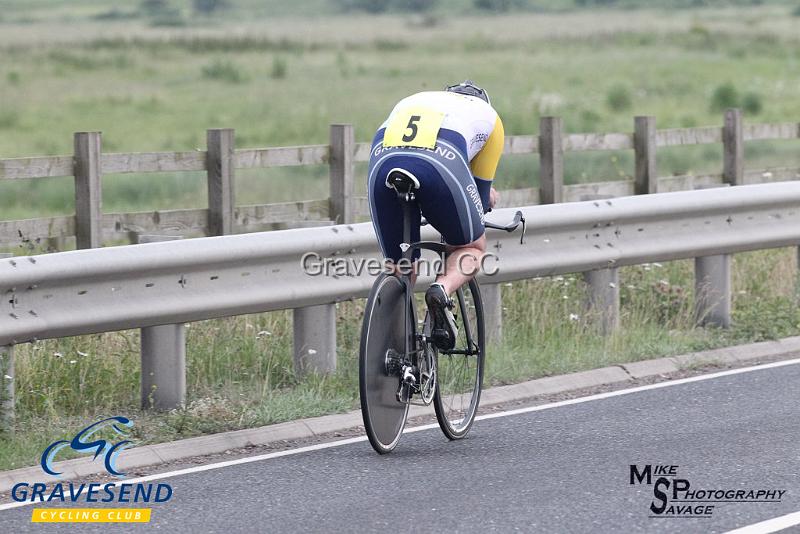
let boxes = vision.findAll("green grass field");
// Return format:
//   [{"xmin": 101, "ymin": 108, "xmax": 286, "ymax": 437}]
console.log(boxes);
[
  {"xmin": 2, "ymin": 1, "xmax": 800, "ymax": 470},
  {"xmin": 2, "ymin": 3, "xmax": 800, "ymax": 221}
]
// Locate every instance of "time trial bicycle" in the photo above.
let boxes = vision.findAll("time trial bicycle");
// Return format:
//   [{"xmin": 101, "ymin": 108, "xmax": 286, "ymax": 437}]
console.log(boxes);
[{"xmin": 359, "ymin": 169, "xmax": 524, "ymax": 454}]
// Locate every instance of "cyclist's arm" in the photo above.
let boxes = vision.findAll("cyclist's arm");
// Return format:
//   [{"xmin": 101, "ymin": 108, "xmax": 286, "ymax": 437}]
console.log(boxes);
[{"xmin": 470, "ymin": 116, "xmax": 504, "ymax": 210}]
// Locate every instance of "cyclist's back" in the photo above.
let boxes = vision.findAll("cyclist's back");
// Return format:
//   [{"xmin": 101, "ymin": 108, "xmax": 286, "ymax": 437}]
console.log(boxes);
[{"xmin": 383, "ymin": 90, "xmax": 499, "ymax": 160}]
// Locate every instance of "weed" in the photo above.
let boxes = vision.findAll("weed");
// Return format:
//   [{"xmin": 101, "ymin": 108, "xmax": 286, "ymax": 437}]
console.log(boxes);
[
  {"xmin": 149, "ymin": 14, "xmax": 187, "ymax": 27},
  {"xmin": 0, "ymin": 111, "xmax": 19, "ymax": 129},
  {"xmin": 193, "ymin": 0, "xmax": 230, "ymax": 15},
  {"xmin": 373, "ymin": 39, "xmax": 409, "ymax": 51},
  {"xmin": 91, "ymin": 9, "xmax": 139, "ymax": 21},
  {"xmin": 606, "ymin": 84, "xmax": 632, "ymax": 112},
  {"xmin": 201, "ymin": 59, "xmax": 246, "ymax": 83},
  {"xmin": 271, "ymin": 56, "xmax": 288, "ymax": 79},
  {"xmin": 742, "ymin": 91, "xmax": 763, "ymax": 115},
  {"xmin": 709, "ymin": 82, "xmax": 739, "ymax": 113}
]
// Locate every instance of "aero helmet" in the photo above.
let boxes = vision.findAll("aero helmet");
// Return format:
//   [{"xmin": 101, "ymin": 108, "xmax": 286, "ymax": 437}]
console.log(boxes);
[{"xmin": 444, "ymin": 80, "xmax": 490, "ymax": 104}]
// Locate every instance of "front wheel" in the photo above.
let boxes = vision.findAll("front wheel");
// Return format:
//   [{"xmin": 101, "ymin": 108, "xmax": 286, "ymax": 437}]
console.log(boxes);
[
  {"xmin": 359, "ymin": 273, "xmax": 411, "ymax": 454},
  {"xmin": 432, "ymin": 279, "xmax": 485, "ymax": 440}
]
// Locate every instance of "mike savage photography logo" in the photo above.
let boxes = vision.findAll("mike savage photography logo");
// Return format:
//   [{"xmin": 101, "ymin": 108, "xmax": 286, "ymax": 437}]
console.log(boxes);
[
  {"xmin": 11, "ymin": 416, "xmax": 173, "ymax": 524},
  {"xmin": 629, "ymin": 464, "xmax": 786, "ymax": 519}
]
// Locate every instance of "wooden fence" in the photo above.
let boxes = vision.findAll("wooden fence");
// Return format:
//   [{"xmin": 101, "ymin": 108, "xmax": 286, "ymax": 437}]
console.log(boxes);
[{"xmin": 1, "ymin": 110, "xmax": 799, "ymax": 250}]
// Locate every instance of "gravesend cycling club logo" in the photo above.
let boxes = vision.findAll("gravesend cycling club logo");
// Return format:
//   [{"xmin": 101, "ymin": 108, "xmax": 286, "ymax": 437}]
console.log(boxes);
[
  {"xmin": 629, "ymin": 464, "xmax": 786, "ymax": 519},
  {"xmin": 11, "ymin": 416, "xmax": 173, "ymax": 524},
  {"xmin": 41, "ymin": 416, "xmax": 133, "ymax": 476}
]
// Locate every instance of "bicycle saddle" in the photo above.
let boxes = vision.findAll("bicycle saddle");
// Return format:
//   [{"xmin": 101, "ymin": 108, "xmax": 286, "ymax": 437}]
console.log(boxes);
[{"xmin": 385, "ymin": 168, "xmax": 420, "ymax": 195}]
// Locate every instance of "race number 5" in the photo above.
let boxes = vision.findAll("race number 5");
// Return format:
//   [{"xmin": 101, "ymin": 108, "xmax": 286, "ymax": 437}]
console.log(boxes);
[
  {"xmin": 383, "ymin": 106, "xmax": 445, "ymax": 149},
  {"xmin": 402, "ymin": 115, "xmax": 420, "ymax": 142}
]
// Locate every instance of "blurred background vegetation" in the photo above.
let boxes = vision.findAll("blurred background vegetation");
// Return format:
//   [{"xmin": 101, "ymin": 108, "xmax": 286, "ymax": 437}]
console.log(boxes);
[
  {"xmin": 1, "ymin": 0, "xmax": 799, "ymax": 220},
  {"xmin": 2, "ymin": 0, "xmax": 800, "ymax": 468}
]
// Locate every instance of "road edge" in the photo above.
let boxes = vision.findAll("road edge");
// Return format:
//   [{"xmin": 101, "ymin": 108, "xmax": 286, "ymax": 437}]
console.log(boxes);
[{"xmin": 2, "ymin": 335, "xmax": 799, "ymax": 492}]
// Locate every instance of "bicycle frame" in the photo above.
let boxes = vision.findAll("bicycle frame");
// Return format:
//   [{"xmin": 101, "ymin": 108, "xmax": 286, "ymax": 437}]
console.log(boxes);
[
  {"xmin": 360, "ymin": 176, "xmax": 524, "ymax": 451},
  {"xmin": 394, "ymin": 188, "xmax": 483, "ymax": 404}
]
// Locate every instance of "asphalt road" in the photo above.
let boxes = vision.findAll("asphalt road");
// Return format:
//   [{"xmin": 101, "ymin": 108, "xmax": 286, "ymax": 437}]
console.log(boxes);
[{"xmin": 4, "ymin": 361, "xmax": 800, "ymax": 533}]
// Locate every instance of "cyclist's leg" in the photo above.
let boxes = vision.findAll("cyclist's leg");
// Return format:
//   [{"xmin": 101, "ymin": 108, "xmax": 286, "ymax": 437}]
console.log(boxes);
[
  {"xmin": 415, "ymin": 152, "xmax": 486, "ymax": 294},
  {"xmin": 437, "ymin": 235, "xmax": 486, "ymax": 295},
  {"xmin": 414, "ymin": 148, "xmax": 486, "ymax": 350}
]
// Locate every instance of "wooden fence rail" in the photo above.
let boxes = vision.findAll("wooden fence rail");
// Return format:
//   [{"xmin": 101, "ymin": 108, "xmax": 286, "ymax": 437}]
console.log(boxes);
[{"xmin": 1, "ymin": 110, "xmax": 799, "ymax": 249}]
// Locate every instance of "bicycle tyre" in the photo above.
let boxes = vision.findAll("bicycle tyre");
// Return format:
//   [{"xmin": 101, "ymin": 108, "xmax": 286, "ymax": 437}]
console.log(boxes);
[
  {"xmin": 359, "ymin": 273, "xmax": 411, "ymax": 454},
  {"xmin": 432, "ymin": 279, "xmax": 485, "ymax": 440}
]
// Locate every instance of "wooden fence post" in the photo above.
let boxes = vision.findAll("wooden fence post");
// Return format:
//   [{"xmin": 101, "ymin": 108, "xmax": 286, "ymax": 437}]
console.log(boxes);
[
  {"xmin": 539, "ymin": 117, "xmax": 564, "ymax": 204},
  {"xmin": 634, "ymin": 116, "xmax": 657, "ymax": 194},
  {"xmin": 74, "ymin": 132, "xmax": 103, "ymax": 249},
  {"xmin": 329, "ymin": 124, "xmax": 355, "ymax": 224},
  {"xmin": 723, "ymin": 109, "xmax": 744, "ymax": 186},
  {"xmin": 138, "ymin": 235, "xmax": 186, "ymax": 410},
  {"xmin": 207, "ymin": 128, "xmax": 236, "ymax": 236}
]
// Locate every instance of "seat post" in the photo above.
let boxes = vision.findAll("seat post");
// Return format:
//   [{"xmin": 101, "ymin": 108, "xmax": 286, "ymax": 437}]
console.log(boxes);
[{"xmin": 400, "ymin": 192, "xmax": 414, "ymax": 262}]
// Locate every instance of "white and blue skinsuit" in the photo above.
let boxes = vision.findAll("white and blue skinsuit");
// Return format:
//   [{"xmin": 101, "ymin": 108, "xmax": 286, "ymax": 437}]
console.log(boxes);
[{"xmin": 367, "ymin": 90, "xmax": 505, "ymax": 262}]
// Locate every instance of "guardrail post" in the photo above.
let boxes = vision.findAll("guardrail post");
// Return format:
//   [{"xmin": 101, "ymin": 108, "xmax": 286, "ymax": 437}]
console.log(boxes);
[
  {"xmin": 138, "ymin": 235, "xmax": 186, "ymax": 410},
  {"xmin": 634, "ymin": 116, "xmax": 657, "ymax": 194},
  {"xmin": 583, "ymin": 268, "xmax": 619, "ymax": 335},
  {"xmin": 695, "ymin": 255, "xmax": 732, "ymax": 328},
  {"xmin": 480, "ymin": 283, "xmax": 502, "ymax": 344},
  {"xmin": 74, "ymin": 132, "xmax": 103, "ymax": 249},
  {"xmin": 0, "ymin": 345, "xmax": 13, "ymax": 435},
  {"xmin": 0, "ymin": 244, "xmax": 13, "ymax": 431},
  {"xmin": 723, "ymin": 109, "xmax": 743, "ymax": 186},
  {"xmin": 293, "ymin": 304, "xmax": 336, "ymax": 375},
  {"xmin": 329, "ymin": 124, "xmax": 355, "ymax": 224},
  {"xmin": 207, "ymin": 128, "xmax": 236, "ymax": 236},
  {"xmin": 0, "ymin": 251, "xmax": 13, "ymax": 433},
  {"xmin": 797, "ymin": 247, "xmax": 800, "ymax": 305},
  {"xmin": 539, "ymin": 117, "xmax": 564, "ymax": 204}
]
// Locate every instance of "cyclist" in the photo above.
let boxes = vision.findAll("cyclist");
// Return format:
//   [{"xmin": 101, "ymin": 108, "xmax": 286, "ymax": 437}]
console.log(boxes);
[{"xmin": 367, "ymin": 80, "xmax": 504, "ymax": 350}]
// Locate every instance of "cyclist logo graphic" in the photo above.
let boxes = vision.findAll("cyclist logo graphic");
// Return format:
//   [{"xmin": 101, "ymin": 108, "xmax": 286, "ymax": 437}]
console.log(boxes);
[{"xmin": 40, "ymin": 416, "xmax": 134, "ymax": 477}]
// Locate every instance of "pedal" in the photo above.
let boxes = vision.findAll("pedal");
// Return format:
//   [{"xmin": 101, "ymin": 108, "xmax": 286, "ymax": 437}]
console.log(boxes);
[
  {"xmin": 396, "ymin": 364, "xmax": 419, "ymax": 404},
  {"xmin": 396, "ymin": 379, "xmax": 412, "ymax": 403}
]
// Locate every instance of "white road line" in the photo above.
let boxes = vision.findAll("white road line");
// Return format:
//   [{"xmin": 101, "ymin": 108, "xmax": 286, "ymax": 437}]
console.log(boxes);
[
  {"xmin": 724, "ymin": 510, "xmax": 800, "ymax": 533},
  {"xmin": 2, "ymin": 356, "xmax": 800, "ymax": 514}
]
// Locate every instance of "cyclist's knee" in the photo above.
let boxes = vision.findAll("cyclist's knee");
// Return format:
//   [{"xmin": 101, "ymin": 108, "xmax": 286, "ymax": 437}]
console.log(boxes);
[{"xmin": 447, "ymin": 234, "xmax": 486, "ymax": 255}]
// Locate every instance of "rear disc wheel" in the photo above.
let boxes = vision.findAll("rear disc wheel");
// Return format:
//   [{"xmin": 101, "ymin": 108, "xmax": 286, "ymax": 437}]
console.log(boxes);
[{"xmin": 359, "ymin": 274, "xmax": 410, "ymax": 453}]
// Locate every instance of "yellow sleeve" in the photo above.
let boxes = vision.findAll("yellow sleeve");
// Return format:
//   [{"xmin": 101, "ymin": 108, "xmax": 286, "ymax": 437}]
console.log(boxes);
[{"xmin": 470, "ymin": 117, "xmax": 504, "ymax": 181}]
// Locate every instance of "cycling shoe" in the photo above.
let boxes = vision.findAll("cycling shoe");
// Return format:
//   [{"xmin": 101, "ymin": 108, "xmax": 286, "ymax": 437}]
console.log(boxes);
[{"xmin": 425, "ymin": 283, "xmax": 458, "ymax": 351}]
